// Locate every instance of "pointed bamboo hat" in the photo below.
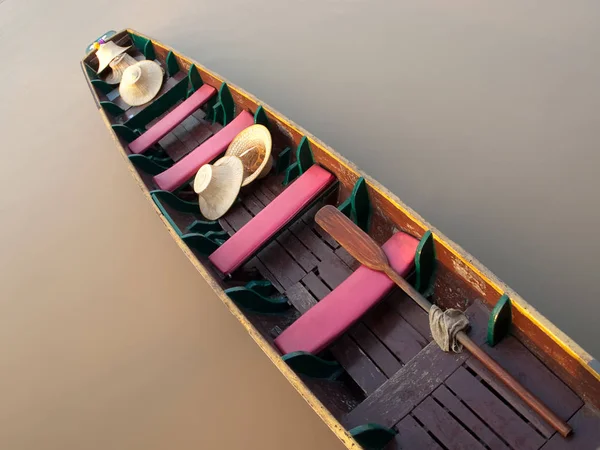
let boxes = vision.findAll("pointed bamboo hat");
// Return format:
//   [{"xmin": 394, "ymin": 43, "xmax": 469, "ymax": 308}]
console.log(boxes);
[
  {"xmin": 95, "ymin": 39, "xmax": 131, "ymax": 73},
  {"xmin": 193, "ymin": 156, "xmax": 244, "ymax": 220},
  {"xmin": 118, "ymin": 61, "xmax": 164, "ymax": 107},
  {"xmin": 225, "ymin": 124, "xmax": 273, "ymax": 187},
  {"xmin": 103, "ymin": 53, "xmax": 138, "ymax": 85}
]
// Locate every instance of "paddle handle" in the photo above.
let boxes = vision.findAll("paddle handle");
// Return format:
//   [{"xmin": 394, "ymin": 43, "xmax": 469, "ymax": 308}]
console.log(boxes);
[
  {"xmin": 458, "ymin": 332, "xmax": 572, "ymax": 437},
  {"xmin": 383, "ymin": 266, "xmax": 433, "ymax": 312},
  {"xmin": 384, "ymin": 266, "xmax": 572, "ymax": 437}
]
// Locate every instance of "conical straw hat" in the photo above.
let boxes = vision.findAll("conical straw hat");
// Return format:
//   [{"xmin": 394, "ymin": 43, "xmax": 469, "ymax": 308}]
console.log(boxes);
[
  {"xmin": 118, "ymin": 61, "xmax": 164, "ymax": 107},
  {"xmin": 103, "ymin": 53, "xmax": 138, "ymax": 85},
  {"xmin": 193, "ymin": 156, "xmax": 244, "ymax": 220},
  {"xmin": 95, "ymin": 40, "xmax": 131, "ymax": 73},
  {"xmin": 225, "ymin": 124, "xmax": 273, "ymax": 186}
]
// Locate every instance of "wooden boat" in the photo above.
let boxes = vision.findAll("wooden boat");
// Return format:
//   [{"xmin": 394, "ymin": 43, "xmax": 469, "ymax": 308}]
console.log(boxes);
[{"xmin": 81, "ymin": 29, "xmax": 600, "ymax": 449}]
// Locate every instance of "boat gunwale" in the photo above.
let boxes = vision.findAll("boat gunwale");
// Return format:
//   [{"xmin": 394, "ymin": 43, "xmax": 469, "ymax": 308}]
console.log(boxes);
[{"xmin": 82, "ymin": 28, "xmax": 600, "ymax": 447}]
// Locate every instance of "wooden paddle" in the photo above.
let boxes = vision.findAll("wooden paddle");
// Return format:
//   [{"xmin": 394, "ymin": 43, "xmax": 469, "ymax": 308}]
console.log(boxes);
[{"xmin": 315, "ymin": 205, "xmax": 572, "ymax": 438}]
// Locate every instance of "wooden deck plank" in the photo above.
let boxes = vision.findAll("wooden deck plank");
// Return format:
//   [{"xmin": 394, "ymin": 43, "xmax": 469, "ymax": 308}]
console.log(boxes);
[
  {"xmin": 433, "ymin": 385, "xmax": 510, "ymax": 450},
  {"xmin": 257, "ymin": 240, "xmax": 305, "ymax": 290},
  {"xmin": 343, "ymin": 303, "xmax": 488, "ymax": 429},
  {"xmin": 393, "ymin": 415, "xmax": 442, "ymax": 450},
  {"xmin": 301, "ymin": 271, "xmax": 330, "ymax": 300},
  {"xmin": 335, "ymin": 246, "xmax": 356, "ymax": 268},
  {"xmin": 387, "ymin": 291, "xmax": 432, "ymax": 341},
  {"xmin": 348, "ymin": 323, "xmax": 402, "ymax": 378},
  {"xmin": 541, "ymin": 404, "xmax": 600, "ymax": 450},
  {"xmin": 474, "ymin": 336, "xmax": 583, "ymax": 422},
  {"xmin": 445, "ymin": 367, "xmax": 545, "ymax": 450},
  {"xmin": 318, "ymin": 257, "xmax": 352, "ymax": 289},
  {"xmin": 343, "ymin": 339, "xmax": 469, "ymax": 429},
  {"xmin": 172, "ymin": 122, "xmax": 199, "ymax": 153},
  {"xmin": 285, "ymin": 282, "xmax": 317, "ymax": 314},
  {"xmin": 331, "ymin": 336, "xmax": 388, "ymax": 396},
  {"xmin": 180, "ymin": 115, "xmax": 213, "ymax": 147},
  {"xmin": 413, "ymin": 397, "xmax": 487, "ymax": 450},
  {"xmin": 290, "ymin": 221, "xmax": 337, "ymax": 261},
  {"xmin": 158, "ymin": 131, "xmax": 188, "ymax": 162},
  {"xmin": 240, "ymin": 192, "xmax": 263, "ymax": 216},
  {"xmin": 465, "ymin": 358, "xmax": 555, "ymax": 438},
  {"xmin": 312, "ymin": 222, "xmax": 340, "ymax": 249},
  {"xmin": 277, "ymin": 230, "xmax": 319, "ymax": 272},
  {"xmin": 364, "ymin": 302, "xmax": 428, "ymax": 365}
]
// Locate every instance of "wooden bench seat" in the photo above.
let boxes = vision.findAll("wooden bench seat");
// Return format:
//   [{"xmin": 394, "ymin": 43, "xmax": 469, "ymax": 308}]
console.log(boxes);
[
  {"xmin": 208, "ymin": 165, "xmax": 335, "ymax": 275},
  {"xmin": 153, "ymin": 110, "xmax": 254, "ymax": 191},
  {"xmin": 129, "ymin": 84, "xmax": 217, "ymax": 154},
  {"xmin": 274, "ymin": 232, "xmax": 419, "ymax": 355}
]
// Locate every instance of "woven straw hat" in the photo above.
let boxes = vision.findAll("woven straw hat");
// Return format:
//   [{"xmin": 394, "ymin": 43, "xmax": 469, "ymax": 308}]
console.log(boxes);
[
  {"xmin": 118, "ymin": 61, "xmax": 164, "ymax": 107},
  {"xmin": 103, "ymin": 53, "xmax": 138, "ymax": 85},
  {"xmin": 193, "ymin": 156, "xmax": 244, "ymax": 220},
  {"xmin": 225, "ymin": 124, "xmax": 273, "ymax": 186},
  {"xmin": 95, "ymin": 40, "xmax": 131, "ymax": 73}
]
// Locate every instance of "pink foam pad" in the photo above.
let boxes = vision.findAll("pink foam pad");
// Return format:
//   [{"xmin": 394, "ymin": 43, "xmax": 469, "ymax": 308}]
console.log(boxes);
[
  {"xmin": 153, "ymin": 110, "xmax": 255, "ymax": 192},
  {"xmin": 129, "ymin": 84, "xmax": 217, "ymax": 155},
  {"xmin": 209, "ymin": 165, "xmax": 335, "ymax": 275},
  {"xmin": 274, "ymin": 232, "xmax": 419, "ymax": 355}
]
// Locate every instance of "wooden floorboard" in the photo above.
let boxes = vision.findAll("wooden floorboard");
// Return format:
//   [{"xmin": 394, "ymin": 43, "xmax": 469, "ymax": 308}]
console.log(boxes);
[
  {"xmin": 432, "ymin": 384, "xmax": 510, "ymax": 450},
  {"xmin": 392, "ymin": 415, "xmax": 443, "ymax": 450},
  {"xmin": 343, "ymin": 303, "xmax": 488, "ymax": 429},
  {"xmin": 472, "ymin": 336, "xmax": 583, "ymax": 423},
  {"xmin": 413, "ymin": 396, "xmax": 487, "ymax": 450},
  {"xmin": 364, "ymin": 302, "xmax": 428, "ymax": 365},
  {"xmin": 541, "ymin": 404, "xmax": 600, "ymax": 450},
  {"xmin": 445, "ymin": 366, "xmax": 545, "ymax": 450}
]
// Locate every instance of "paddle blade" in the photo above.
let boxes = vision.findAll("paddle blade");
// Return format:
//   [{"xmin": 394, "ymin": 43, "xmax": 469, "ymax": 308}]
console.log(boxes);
[{"xmin": 315, "ymin": 205, "xmax": 390, "ymax": 272}]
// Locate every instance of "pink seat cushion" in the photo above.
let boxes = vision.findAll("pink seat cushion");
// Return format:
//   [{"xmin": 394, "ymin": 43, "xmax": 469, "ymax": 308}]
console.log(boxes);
[
  {"xmin": 153, "ymin": 110, "xmax": 254, "ymax": 192},
  {"xmin": 129, "ymin": 84, "xmax": 217, "ymax": 155},
  {"xmin": 274, "ymin": 232, "xmax": 419, "ymax": 355},
  {"xmin": 209, "ymin": 165, "xmax": 335, "ymax": 275}
]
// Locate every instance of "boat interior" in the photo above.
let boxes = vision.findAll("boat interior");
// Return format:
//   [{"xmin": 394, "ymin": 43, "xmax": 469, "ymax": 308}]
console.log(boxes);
[{"xmin": 82, "ymin": 30, "xmax": 600, "ymax": 450}]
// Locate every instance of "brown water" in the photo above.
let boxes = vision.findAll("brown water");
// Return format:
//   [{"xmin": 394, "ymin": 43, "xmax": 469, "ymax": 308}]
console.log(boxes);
[{"xmin": 1, "ymin": 0, "xmax": 599, "ymax": 448}]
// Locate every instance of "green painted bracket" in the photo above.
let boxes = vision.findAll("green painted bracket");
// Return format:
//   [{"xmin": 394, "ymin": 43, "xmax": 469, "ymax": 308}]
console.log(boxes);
[
  {"xmin": 187, "ymin": 64, "xmax": 203, "ymax": 96},
  {"xmin": 91, "ymin": 79, "xmax": 113, "ymax": 95},
  {"xmin": 128, "ymin": 154, "xmax": 169, "ymax": 175},
  {"xmin": 275, "ymin": 147, "xmax": 292, "ymax": 175},
  {"xmin": 283, "ymin": 162, "xmax": 300, "ymax": 186},
  {"xmin": 84, "ymin": 63, "xmax": 98, "ymax": 80},
  {"xmin": 166, "ymin": 51, "xmax": 180, "ymax": 77},
  {"xmin": 150, "ymin": 190, "xmax": 201, "ymax": 214},
  {"xmin": 100, "ymin": 101, "xmax": 125, "ymax": 117},
  {"xmin": 283, "ymin": 137, "xmax": 314, "ymax": 186},
  {"xmin": 282, "ymin": 351, "xmax": 343, "ymax": 380},
  {"xmin": 487, "ymin": 294, "xmax": 512, "ymax": 347},
  {"xmin": 254, "ymin": 105, "xmax": 269, "ymax": 126},
  {"xmin": 224, "ymin": 286, "xmax": 289, "ymax": 314},
  {"xmin": 85, "ymin": 30, "xmax": 116, "ymax": 53},
  {"xmin": 148, "ymin": 154, "xmax": 172, "ymax": 167},
  {"xmin": 181, "ymin": 232, "xmax": 221, "ymax": 255},
  {"xmin": 112, "ymin": 124, "xmax": 139, "ymax": 143},
  {"xmin": 246, "ymin": 280, "xmax": 276, "ymax": 297},
  {"xmin": 211, "ymin": 83, "xmax": 235, "ymax": 126},
  {"xmin": 349, "ymin": 424, "xmax": 397, "ymax": 450},
  {"xmin": 124, "ymin": 76, "xmax": 188, "ymax": 131},
  {"xmin": 186, "ymin": 219, "xmax": 221, "ymax": 234},
  {"xmin": 338, "ymin": 177, "xmax": 371, "ymax": 233},
  {"xmin": 204, "ymin": 230, "xmax": 230, "ymax": 241},
  {"xmin": 415, "ymin": 230, "xmax": 436, "ymax": 298},
  {"xmin": 297, "ymin": 136, "xmax": 314, "ymax": 174},
  {"xmin": 129, "ymin": 32, "xmax": 155, "ymax": 60}
]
